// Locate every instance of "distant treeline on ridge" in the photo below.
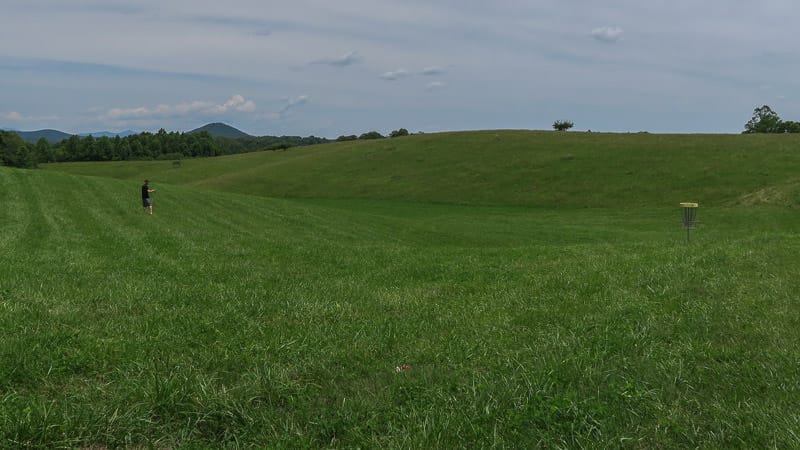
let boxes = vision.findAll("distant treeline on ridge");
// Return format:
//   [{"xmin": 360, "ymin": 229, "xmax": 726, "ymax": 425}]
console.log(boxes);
[
  {"xmin": 0, "ymin": 127, "xmax": 410, "ymax": 169},
  {"xmin": 0, "ymin": 129, "xmax": 328, "ymax": 168}
]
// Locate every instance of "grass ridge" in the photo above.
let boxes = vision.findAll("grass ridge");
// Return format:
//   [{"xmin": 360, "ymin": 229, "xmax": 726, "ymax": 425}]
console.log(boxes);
[{"xmin": 43, "ymin": 130, "xmax": 800, "ymax": 208}]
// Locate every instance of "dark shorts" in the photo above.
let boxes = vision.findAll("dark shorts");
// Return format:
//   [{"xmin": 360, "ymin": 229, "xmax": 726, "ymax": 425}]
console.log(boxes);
[{"xmin": 143, "ymin": 198, "xmax": 152, "ymax": 207}]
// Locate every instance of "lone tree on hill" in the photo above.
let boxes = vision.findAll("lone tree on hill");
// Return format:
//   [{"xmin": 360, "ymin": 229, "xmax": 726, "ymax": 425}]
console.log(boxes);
[
  {"xmin": 743, "ymin": 105, "xmax": 782, "ymax": 133},
  {"xmin": 553, "ymin": 120, "xmax": 574, "ymax": 131}
]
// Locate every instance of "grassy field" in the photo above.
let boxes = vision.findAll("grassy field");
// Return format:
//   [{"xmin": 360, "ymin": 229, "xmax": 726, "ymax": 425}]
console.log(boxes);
[
  {"xmin": 3, "ymin": 130, "xmax": 800, "ymax": 447},
  {"xmin": 45, "ymin": 130, "xmax": 800, "ymax": 208}
]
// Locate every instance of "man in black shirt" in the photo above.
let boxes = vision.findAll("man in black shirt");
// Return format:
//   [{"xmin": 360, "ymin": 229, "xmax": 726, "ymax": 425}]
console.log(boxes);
[{"xmin": 142, "ymin": 179, "xmax": 156, "ymax": 215}]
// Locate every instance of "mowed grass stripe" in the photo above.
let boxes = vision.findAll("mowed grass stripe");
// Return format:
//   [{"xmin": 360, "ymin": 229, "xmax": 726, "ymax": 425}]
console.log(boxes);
[
  {"xmin": 2, "ymin": 167, "xmax": 800, "ymax": 447},
  {"xmin": 0, "ymin": 169, "xmax": 38, "ymax": 255}
]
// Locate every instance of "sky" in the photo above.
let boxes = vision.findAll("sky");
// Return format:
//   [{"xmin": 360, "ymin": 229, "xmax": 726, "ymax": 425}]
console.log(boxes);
[{"xmin": 1, "ymin": 0, "xmax": 798, "ymax": 137}]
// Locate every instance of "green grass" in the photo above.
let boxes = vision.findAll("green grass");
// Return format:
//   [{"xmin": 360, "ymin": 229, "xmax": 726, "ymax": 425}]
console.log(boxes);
[
  {"xmin": 5, "ymin": 130, "xmax": 800, "ymax": 447},
  {"xmin": 45, "ymin": 130, "xmax": 800, "ymax": 207}
]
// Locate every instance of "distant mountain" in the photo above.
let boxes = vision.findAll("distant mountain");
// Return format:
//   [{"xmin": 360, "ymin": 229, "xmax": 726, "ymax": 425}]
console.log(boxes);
[
  {"xmin": 14, "ymin": 129, "xmax": 73, "ymax": 144},
  {"xmin": 10, "ymin": 129, "xmax": 139, "ymax": 143},
  {"xmin": 79, "ymin": 130, "xmax": 138, "ymax": 139},
  {"xmin": 9, "ymin": 123, "xmax": 250, "ymax": 144},
  {"xmin": 188, "ymin": 122, "xmax": 251, "ymax": 139}
]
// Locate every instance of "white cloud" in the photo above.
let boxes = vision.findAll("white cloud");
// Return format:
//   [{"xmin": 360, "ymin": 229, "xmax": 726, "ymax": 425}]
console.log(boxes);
[
  {"xmin": 380, "ymin": 69, "xmax": 411, "ymax": 80},
  {"xmin": 211, "ymin": 94, "xmax": 255, "ymax": 113},
  {"xmin": 381, "ymin": 65, "xmax": 448, "ymax": 81},
  {"xmin": 1, "ymin": 111, "xmax": 31, "ymax": 121},
  {"xmin": 310, "ymin": 51, "xmax": 361, "ymax": 67},
  {"xmin": 591, "ymin": 26, "xmax": 624, "ymax": 43},
  {"xmin": 425, "ymin": 81, "xmax": 446, "ymax": 91},
  {"xmin": 420, "ymin": 66, "xmax": 446, "ymax": 76},
  {"xmin": 0, "ymin": 111, "xmax": 59, "ymax": 123},
  {"xmin": 103, "ymin": 94, "xmax": 256, "ymax": 120},
  {"xmin": 283, "ymin": 95, "xmax": 309, "ymax": 110},
  {"xmin": 267, "ymin": 95, "xmax": 309, "ymax": 120}
]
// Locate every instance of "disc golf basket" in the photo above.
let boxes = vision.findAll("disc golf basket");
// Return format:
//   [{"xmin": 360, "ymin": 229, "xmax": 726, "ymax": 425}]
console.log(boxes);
[{"xmin": 680, "ymin": 202, "xmax": 699, "ymax": 243}]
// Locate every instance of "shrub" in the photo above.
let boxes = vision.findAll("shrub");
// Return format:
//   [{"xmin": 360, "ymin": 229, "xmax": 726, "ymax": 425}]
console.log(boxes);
[
  {"xmin": 359, "ymin": 131, "xmax": 384, "ymax": 140},
  {"xmin": 390, "ymin": 128, "xmax": 409, "ymax": 138},
  {"xmin": 553, "ymin": 120, "xmax": 574, "ymax": 131}
]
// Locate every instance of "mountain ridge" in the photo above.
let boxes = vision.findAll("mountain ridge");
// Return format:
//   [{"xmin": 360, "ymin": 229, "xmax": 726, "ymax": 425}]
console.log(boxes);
[
  {"xmin": 6, "ymin": 122, "xmax": 250, "ymax": 143},
  {"xmin": 187, "ymin": 122, "xmax": 251, "ymax": 138}
]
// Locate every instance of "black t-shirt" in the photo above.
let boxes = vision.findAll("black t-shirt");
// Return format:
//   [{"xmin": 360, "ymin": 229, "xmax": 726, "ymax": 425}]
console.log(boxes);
[{"xmin": 142, "ymin": 184, "xmax": 149, "ymax": 199}]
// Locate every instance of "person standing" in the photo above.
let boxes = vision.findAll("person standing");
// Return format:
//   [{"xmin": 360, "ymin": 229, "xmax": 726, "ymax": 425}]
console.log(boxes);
[{"xmin": 142, "ymin": 179, "xmax": 156, "ymax": 215}]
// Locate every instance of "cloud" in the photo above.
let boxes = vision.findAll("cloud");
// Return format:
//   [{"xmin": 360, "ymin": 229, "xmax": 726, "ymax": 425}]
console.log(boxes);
[
  {"xmin": 40, "ymin": 2, "xmax": 147, "ymax": 16},
  {"xmin": 280, "ymin": 95, "xmax": 308, "ymax": 112},
  {"xmin": 380, "ymin": 69, "xmax": 411, "ymax": 81},
  {"xmin": 425, "ymin": 81, "xmax": 446, "ymax": 91},
  {"xmin": 188, "ymin": 14, "xmax": 269, "ymax": 28},
  {"xmin": 591, "ymin": 26, "xmax": 624, "ymax": 43},
  {"xmin": 212, "ymin": 94, "xmax": 255, "ymax": 113},
  {"xmin": 103, "ymin": 95, "xmax": 255, "ymax": 120},
  {"xmin": 382, "ymin": 66, "xmax": 448, "ymax": 81},
  {"xmin": 0, "ymin": 111, "xmax": 59, "ymax": 123},
  {"xmin": 310, "ymin": 51, "xmax": 362, "ymax": 67},
  {"xmin": 1, "ymin": 111, "xmax": 31, "ymax": 121},
  {"xmin": 185, "ymin": 14, "xmax": 276, "ymax": 37},
  {"xmin": 420, "ymin": 66, "xmax": 446, "ymax": 76},
  {"xmin": 267, "ymin": 95, "xmax": 309, "ymax": 120}
]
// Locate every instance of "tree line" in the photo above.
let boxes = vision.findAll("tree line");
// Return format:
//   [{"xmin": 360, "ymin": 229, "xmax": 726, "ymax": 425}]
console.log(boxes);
[
  {"xmin": 0, "ymin": 127, "xmax": 417, "ymax": 169},
  {"xmin": 0, "ymin": 129, "xmax": 331, "ymax": 169},
  {"xmin": 335, "ymin": 128, "xmax": 410, "ymax": 141}
]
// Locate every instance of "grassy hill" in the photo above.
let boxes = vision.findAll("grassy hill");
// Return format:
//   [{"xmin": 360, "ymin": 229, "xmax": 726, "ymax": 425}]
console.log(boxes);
[
  {"xmin": 44, "ymin": 130, "xmax": 800, "ymax": 208},
  {"xmin": 7, "ymin": 131, "xmax": 800, "ymax": 446}
]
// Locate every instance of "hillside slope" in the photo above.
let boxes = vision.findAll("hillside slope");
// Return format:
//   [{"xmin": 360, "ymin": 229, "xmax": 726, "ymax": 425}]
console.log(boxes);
[{"xmin": 43, "ymin": 130, "xmax": 800, "ymax": 208}]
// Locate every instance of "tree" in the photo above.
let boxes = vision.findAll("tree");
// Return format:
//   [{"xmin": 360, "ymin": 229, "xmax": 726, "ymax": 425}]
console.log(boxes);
[
  {"xmin": 96, "ymin": 136, "xmax": 113, "ymax": 161},
  {"xmin": 553, "ymin": 120, "xmax": 574, "ymax": 131},
  {"xmin": 390, "ymin": 128, "xmax": 409, "ymax": 138},
  {"xmin": 743, "ymin": 105, "xmax": 782, "ymax": 133},
  {"xmin": 80, "ymin": 135, "xmax": 96, "ymax": 161},
  {"xmin": 60, "ymin": 135, "xmax": 81, "ymax": 161},
  {"xmin": 116, "ymin": 141, "xmax": 131, "ymax": 160},
  {"xmin": 776, "ymin": 120, "xmax": 800, "ymax": 133},
  {"xmin": 34, "ymin": 137, "xmax": 53, "ymax": 163},
  {"xmin": 359, "ymin": 131, "xmax": 384, "ymax": 140},
  {"xmin": 0, "ymin": 130, "xmax": 37, "ymax": 168}
]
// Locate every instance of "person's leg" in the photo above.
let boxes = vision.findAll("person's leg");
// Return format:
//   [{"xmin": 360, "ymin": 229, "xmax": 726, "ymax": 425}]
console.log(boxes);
[{"xmin": 149, "ymin": 204, "xmax": 153, "ymax": 215}]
